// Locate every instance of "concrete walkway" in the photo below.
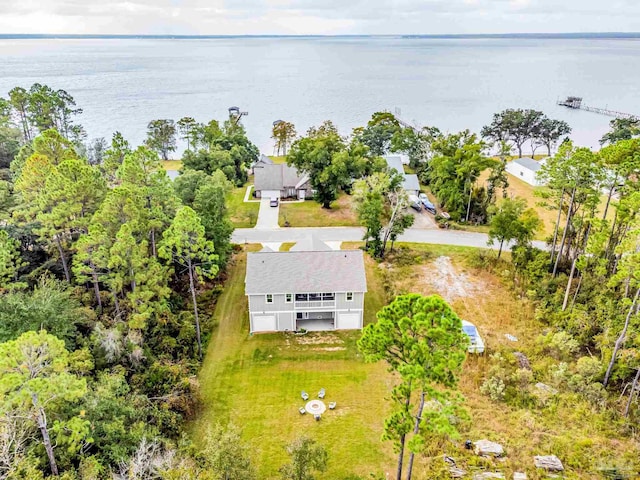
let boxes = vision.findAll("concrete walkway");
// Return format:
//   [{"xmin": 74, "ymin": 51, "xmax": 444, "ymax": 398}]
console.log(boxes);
[
  {"xmin": 243, "ymin": 185, "xmax": 260, "ymax": 203},
  {"xmin": 232, "ymin": 226, "xmax": 547, "ymax": 251},
  {"xmin": 255, "ymin": 197, "xmax": 280, "ymax": 229}
]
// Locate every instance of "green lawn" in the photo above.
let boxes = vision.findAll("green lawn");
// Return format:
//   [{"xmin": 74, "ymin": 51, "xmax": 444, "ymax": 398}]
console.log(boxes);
[
  {"xmin": 279, "ymin": 242, "xmax": 296, "ymax": 251},
  {"xmin": 227, "ymin": 186, "xmax": 259, "ymax": 228},
  {"xmin": 195, "ymin": 249, "xmax": 394, "ymax": 479},
  {"xmin": 279, "ymin": 194, "xmax": 359, "ymax": 227},
  {"xmin": 270, "ymin": 155, "xmax": 287, "ymax": 164},
  {"xmin": 162, "ymin": 160, "xmax": 183, "ymax": 171}
]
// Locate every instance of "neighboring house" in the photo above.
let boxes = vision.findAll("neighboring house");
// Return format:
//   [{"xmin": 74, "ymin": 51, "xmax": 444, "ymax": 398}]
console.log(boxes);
[
  {"xmin": 251, "ymin": 154, "xmax": 274, "ymax": 174},
  {"xmin": 505, "ymin": 157, "xmax": 547, "ymax": 187},
  {"xmin": 254, "ymin": 163, "xmax": 311, "ymax": 200},
  {"xmin": 402, "ymin": 174, "xmax": 420, "ymax": 196},
  {"xmin": 245, "ymin": 239, "xmax": 367, "ymax": 333},
  {"xmin": 384, "ymin": 153, "xmax": 410, "ymax": 165},
  {"xmin": 383, "ymin": 155, "xmax": 420, "ymax": 195}
]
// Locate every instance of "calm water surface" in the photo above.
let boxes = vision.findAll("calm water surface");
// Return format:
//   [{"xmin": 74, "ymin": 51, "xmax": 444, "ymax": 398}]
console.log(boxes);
[{"xmin": 1, "ymin": 37, "xmax": 639, "ymax": 153}]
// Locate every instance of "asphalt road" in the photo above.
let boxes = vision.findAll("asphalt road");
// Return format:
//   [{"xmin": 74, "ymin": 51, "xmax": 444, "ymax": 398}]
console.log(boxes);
[{"xmin": 231, "ymin": 227, "xmax": 547, "ymax": 251}]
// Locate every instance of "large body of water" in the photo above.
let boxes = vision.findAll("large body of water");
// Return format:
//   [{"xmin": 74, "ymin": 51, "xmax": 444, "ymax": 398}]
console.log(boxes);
[{"xmin": 1, "ymin": 37, "xmax": 639, "ymax": 154}]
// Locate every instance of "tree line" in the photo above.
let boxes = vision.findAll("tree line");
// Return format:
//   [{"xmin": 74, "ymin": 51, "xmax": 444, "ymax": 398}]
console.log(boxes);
[{"xmin": 0, "ymin": 84, "xmax": 260, "ymax": 478}]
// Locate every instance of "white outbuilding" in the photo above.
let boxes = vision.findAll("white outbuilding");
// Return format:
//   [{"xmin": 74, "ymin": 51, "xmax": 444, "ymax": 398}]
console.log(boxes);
[{"xmin": 505, "ymin": 157, "xmax": 546, "ymax": 187}]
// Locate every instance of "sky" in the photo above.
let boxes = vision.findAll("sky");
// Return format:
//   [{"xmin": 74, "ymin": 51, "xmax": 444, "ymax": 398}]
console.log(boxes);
[{"xmin": 0, "ymin": 0, "xmax": 638, "ymax": 35}]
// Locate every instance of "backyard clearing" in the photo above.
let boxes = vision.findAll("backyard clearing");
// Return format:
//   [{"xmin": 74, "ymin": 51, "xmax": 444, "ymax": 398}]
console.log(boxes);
[{"xmin": 195, "ymin": 248, "xmax": 395, "ymax": 479}]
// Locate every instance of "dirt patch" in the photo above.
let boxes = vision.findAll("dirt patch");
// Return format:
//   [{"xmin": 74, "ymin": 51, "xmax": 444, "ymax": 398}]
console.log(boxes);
[
  {"xmin": 423, "ymin": 256, "xmax": 485, "ymax": 302},
  {"xmin": 295, "ymin": 333, "xmax": 345, "ymax": 345},
  {"xmin": 311, "ymin": 347, "xmax": 347, "ymax": 352}
]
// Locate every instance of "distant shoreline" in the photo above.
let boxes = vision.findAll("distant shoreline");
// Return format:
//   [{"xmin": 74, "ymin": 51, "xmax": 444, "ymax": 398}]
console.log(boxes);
[{"xmin": 1, "ymin": 32, "xmax": 640, "ymax": 40}]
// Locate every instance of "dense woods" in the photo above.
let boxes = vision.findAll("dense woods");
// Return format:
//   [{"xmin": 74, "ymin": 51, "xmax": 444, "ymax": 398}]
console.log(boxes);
[{"xmin": 0, "ymin": 84, "xmax": 254, "ymax": 478}]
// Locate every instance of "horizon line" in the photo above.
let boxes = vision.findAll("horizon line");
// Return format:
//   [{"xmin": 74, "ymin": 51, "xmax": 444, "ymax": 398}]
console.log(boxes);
[{"xmin": 0, "ymin": 32, "xmax": 640, "ymax": 40}]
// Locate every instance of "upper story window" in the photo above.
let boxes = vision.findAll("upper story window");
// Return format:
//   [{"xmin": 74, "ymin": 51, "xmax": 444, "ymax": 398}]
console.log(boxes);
[
  {"xmin": 285, "ymin": 293, "xmax": 292, "ymax": 303},
  {"xmin": 346, "ymin": 292, "xmax": 354, "ymax": 301},
  {"xmin": 322, "ymin": 293, "xmax": 335, "ymax": 300},
  {"xmin": 295, "ymin": 293, "xmax": 308, "ymax": 302},
  {"xmin": 266, "ymin": 294, "xmax": 273, "ymax": 304}
]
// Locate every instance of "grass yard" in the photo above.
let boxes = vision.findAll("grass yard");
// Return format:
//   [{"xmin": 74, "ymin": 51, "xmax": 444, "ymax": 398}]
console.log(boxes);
[
  {"xmin": 270, "ymin": 155, "xmax": 287, "ymax": 164},
  {"xmin": 279, "ymin": 194, "xmax": 359, "ymax": 227},
  {"xmin": 478, "ymin": 169, "xmax": 614, "ymax": 240},
  {"xmin": 195, "ymin": 248, "xmax": 395, "ymax": 479},
  {"xmin": 162, "ymin": 160, "xmax": 183, "ymax": 171},
  {"xmin": 227, "ymin": 186, "xmax": 259, "ymax": 228}
]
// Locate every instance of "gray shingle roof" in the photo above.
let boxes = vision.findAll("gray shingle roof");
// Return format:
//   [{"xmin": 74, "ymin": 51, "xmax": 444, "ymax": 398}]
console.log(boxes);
[
  {"xmin": 384, "ymin": 155, "xmax": 404, "ymax": 174},
  {"xmin": 403, "ymin": 174, "xmax": 420, "ymax": 192},
  {"xmin": 254, "ymin": 164, "xmax": 305, "ymax": 191},
  {"xmin": 511, "ymin": 157, "xmax": 542, "ymax": 171},
  {"xmin": 256, "ymin": 154, "xmax": 274, "ymax": 165},
  {"xmin": 245, "ymin": 250, "xmax": 367, "ymax": 294},
  {"xmin": 384, "ymin": 156, "xmax": 420, "ymax": 192}
]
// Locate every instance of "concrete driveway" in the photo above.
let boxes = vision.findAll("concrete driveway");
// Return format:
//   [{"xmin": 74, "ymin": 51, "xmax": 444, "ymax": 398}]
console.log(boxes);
[
  {"xmin": 408, "ymin": 209, "xmax": 437, "ymax": 229},
  {"xmin": 255, "ymin": 197, "xmax": 280, "ymax": 229}
]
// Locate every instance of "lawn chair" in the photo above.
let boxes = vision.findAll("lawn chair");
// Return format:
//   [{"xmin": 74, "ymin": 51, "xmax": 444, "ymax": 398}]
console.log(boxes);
[
  {"xmin": 301, "ymin": 390, "xmax": 309, "ymax": 401},
  {"xmin": 314, "ymin": 414, "xmax": 321, "ymax": 421},
  {"xmin": 318, "ymin": 388, "xmax": 325, "ymax": 399},
  {"xmin": 299, "ymin": 407, "xmax": 306, "ymax": 415},
  {"xmin": 328, "ymin": 402, "xmax": 336, "ymax": 410}
]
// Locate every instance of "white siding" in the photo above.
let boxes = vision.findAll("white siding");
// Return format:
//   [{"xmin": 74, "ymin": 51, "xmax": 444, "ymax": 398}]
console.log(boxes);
[{"xmin": 505, "ymin": 163, "xmax": 544, "ymax": 187}]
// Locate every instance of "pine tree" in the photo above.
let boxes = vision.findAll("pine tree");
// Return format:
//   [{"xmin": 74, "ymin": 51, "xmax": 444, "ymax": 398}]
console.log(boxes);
[{"xmin": 159, "ymin": 207, "xmax": 218, "ymax": 358}]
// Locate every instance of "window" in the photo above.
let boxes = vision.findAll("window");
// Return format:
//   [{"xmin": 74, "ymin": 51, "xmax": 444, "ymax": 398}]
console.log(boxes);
[
  {"xmin": 309, "ymin": 293, "xmax": 322, "ymax": 302},
  {"xmin": 266, "ymin": 294, "xmax": 273, "ymax": 304},
  {"xmin": 285, "ymin": 293, "xmax": 292, "ymax": 303},
  {"xmin": 346, "ymin": 292, "xmax": 354, "ymax": 301},
  {"xmin": 295, "ymin": 293, "xmax": 308, "ymax": 302},
  {"xmin": 322, "ymin": 293, "xmax": 335, "ymax": 301}
]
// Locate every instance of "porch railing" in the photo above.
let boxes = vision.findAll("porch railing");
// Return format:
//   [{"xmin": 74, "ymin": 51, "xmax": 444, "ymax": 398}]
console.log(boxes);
[{"xmin": 294, "ymin": 300, "xmax": 336, "ymax": 308}]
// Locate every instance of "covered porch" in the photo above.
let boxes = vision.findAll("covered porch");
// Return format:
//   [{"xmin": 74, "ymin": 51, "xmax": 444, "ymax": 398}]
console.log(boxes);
[{"xmin": 296, "ymin": 311, "xmax": 335, "ymax": 331}]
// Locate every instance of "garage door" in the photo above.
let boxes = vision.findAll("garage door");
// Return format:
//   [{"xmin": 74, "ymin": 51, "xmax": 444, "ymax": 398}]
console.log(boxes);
[
  {"xmin": 337, "ymin": 313, "xmax": 361, "ymax": 330},
  {"xmin": 253, "ymin": 315, "xmax": 277, "ymax": 332},
  {"xmin": 262, "ymin": 190, "xmax": 281, "ymax": 199}
]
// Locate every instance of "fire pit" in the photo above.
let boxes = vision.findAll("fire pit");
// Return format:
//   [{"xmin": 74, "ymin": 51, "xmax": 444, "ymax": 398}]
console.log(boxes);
[{"xmin": 305, "ymin": 400, "xmax": 326, "ymax": 415}]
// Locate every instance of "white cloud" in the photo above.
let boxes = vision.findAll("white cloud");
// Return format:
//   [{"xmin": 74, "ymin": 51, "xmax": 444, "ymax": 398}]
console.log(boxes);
[{"xmin": 0, "ymin": 0, "xmax": 638, "ymax": 34}]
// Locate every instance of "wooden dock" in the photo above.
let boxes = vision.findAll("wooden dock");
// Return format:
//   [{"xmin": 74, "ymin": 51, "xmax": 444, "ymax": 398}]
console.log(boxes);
[
  {"xmin": 557, "ymin": 96, "xmax": 637, "ymax": 120},
  {"xmin": 389, "ymin": 107, "xmax": 421, "ymax": 132}
]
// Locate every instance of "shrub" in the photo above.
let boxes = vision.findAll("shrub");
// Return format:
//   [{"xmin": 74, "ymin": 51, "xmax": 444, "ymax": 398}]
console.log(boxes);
[
  {"xmin": 536, "ymin": 331, "xmax": 579, "ymax": 360},
  {"xmin": 480, "ymin": 376, "xmax": 506, "ymax": 402}
]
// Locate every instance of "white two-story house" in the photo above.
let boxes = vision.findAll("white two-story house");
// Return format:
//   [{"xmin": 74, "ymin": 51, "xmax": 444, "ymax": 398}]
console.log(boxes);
[{"xmin": 245, "ymin": 244, "xmax": 367, "ymax": 333}]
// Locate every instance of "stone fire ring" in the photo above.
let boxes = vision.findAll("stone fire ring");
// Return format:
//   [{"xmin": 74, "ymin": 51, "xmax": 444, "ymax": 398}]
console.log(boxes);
[{"xmin": 305, "ymin": 400, "xmax": 326, "ymax": 415}]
